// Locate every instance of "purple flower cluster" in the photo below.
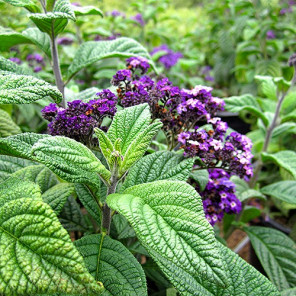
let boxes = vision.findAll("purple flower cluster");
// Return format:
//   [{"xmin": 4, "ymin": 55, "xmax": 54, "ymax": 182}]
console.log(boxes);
[
  {"xmin": 57, "ymin": 37, "xmax": 73, "ymax": 46},
  {"xmin": 131, "ymin": 13, "xmax": 145, "ymax": 26},
  {"xmin": 94, "ymin": 33, "xmax": 121, "ymax": 41},
  {"xmin": 150, "ymin": 45, "xmax": 183, "ymax": 69},
  {"xmin": 178, "ymin": 118, "xmax": 253, "ymax": 180},
  {"xmin": 199, "ymin": 169, "xmax": 242, "ymax": 226},
  {"xmin": 126, "ymin": 56, "xmax": 150, "ymax": 74},
  {"xmin": 201, "ymin": 65, "xmax": 214, "ymax": 82},
  {"xmin": 107, "ymin": 10, "xmax": 126, "ymax": 18},
  {"xmin": 41, "ymin": 90, "xmax": 117, "ymax": 145},
  {"xmin": 26, "ymin": 53, "xmax": 45, "ymax": 73},
  {"xmin": 9, "ymin": 57, "xmax": 22, "ymax": 65},
  {"xmin": 266, "ymin": 30, "xmax": 276, "ymax": 40}
]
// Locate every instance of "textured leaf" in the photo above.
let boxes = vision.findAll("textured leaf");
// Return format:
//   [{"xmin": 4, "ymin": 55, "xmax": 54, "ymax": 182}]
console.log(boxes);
[
  {"xmin": 0, "ymin": 194, "xmax": 103, "ymax": 295},
  {"xmin": 3, "ymin": 0, "xmax": 40, "ymax": 12},
  {"xmin": 29, "ymin": 0, "xmax": 76, "ymax": 36},
  {"xmin": 107, "ymin": 180, "xmax": 228, "ymax": 295},
  {"xmin": 0, "ymin": 56, "xmax": 35, "ymax": 76},
  {"xmin": 217, "ymin": 242, "xmax": 279, "ymax": 296},
  {"xmin": 0, "ymin": 109, "xmax": 21, "ymax": 137},
  {"xmin": 59, "ymin": 196, "xmax": 89, "ymax": 232},
  {"xmin": 112, "ymin": 214, "xmax": 136, "ymax": 240},
  {"xmin": 75, "ymin": 234, "xmax": 147, "ymax": 296},
  {"xmin": 245, "ymin": 226, "xmax": 296, "ymax": 291},
  {"xmin": 0, "ymin": 155, "xmax": 35, "ymax": 181},
  {"xmin": 272, "ymin": 123, "xmax": 296, "ymax": 138},
  {"xmin": 11, "ymin": 164, "xmax": 58, "ymax": 193},
  {"xmin": 73, "ymin": 5, "xmax": 103, "ymax": 17},
  {"xmin": 121, "ymin": 151, "xmax": 194, "ymax": 192},
  {"xmin": 75, "ymin": 183, "xmax": 101, "ymax": 224},
  {"xmin": 22, "ymin": 28, "xmax": 51, "ymax": 57},
  {"xmin": 67, "ymin": 38, "xmax": 154, "ymax": 79},
  {"xmin": 0, "ymin": 27, "xmax": 33, "ymax": 51},
  {"xmin": 0, "ymin": 72, "xmax": 62, "ymax": 104},
  {"xmin": 42, "ymin": 183, "xmax": 75, "ymax": 214},
  {"xmin": 0, "ymin": 133, "xmax": 50, "ymax": 160},
  {"xmin": 281, "ymin": 288, "xmax": 296, "ymax": 296},
  {"xmin": 31, "ymin": 136, "xmax": 111, "ymax": 186},
  {"xmin": 262, "ymin": 151, "xmax": 296, "ymax": 179},
  {"xmin": 224, "ymin": 94, "xmax": 268, "ymax": 126},
  {"xmin": 0, "ymin": 176, "xmax": 41, "ymax": 205},
  {"xmin": 261, "ymin": 181, "xmax": 296, "ymax": 205},
  {"xmin": 190, "ymin": 169, "xmax": 209, "ymax": 191},
  {"xmin": 255, "ymin": 75, "xmax": 277, "ymax": 101}
]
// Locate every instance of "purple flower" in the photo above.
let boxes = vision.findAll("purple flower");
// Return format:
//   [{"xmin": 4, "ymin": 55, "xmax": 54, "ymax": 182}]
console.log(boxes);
[
  {"xmin": 151, "ymin": 45, "xmax": 183, "ymax": 69},
  {"xmin": 41, "ymin": 103, "xmax": 59, "ymax": 122},
  {"xmin": 94, "ymin": 33, "xmax": 121, "ymax": 41},
  {"xmin": 111, "ymin": 69, "xmax": 132, "ymax": 86},
  {"xmin": 108, "ymin": 10, "xmax": 125, "ymax": 18},
  {"xmin": 126, "ymin": 56, "xmax": 150, "ymax": 74},
  {"xmin": 26, "ymin": 53, "xmax": 45, "ymax": 72},
  {"xmin": 57, "ymin": 37, "xmax": 73, "ymax": 46},
  {"xmin": 131, "ymin": 13, "xmax": 145, "ymax": 26},
  {"xmin": 34, "ymin": 66, "xmax": 42, "ymax": 73},
  {"xmin": 9, "ymin": 57, "xmax": 21, "ymax": 65},
  {"xmin": 266, "ymin": 30, "xmax": 276, "ymax": 39}
]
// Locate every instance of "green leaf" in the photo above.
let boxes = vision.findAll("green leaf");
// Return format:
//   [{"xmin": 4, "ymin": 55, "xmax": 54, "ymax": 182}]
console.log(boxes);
[
  {"xmin": 3, "ymin": 0, "xmax": 40, "ymax": 12},
  {"xmin": 121, "ymin": 151, "xmax": 194, "ymax": 192},
  {"xmin": 112, "ymin": 214, "xmax": 136, "ymax": 239},
  {"xmin": 272, "ymin": 123, "xmax": 296, "ymax": 138},
  {"xmin": 72, "ymin": 5, "xmax": 103, "ymax": 17},
  {"xmin": 0, "ymin": 133, "xmax": 50, "ymax": 159},
  {"xmin": 240, "ymin": 206, "xmax": 261, "ymax": 223},
  {"xmin": 0, "ymin": 109, "xmax": 21, "ymax": 137},
  {"xmin": 0, "ymin": 72, "xmax": 62, "ymax": 104},
  {"xmin": 0, "ymin": 193, "xmax": 103, "ymax": 295},
  {"xmin": 119, "ymin": 120, "xmax": 162, "ymax": 176},
  {"xmin": 31, "ymin": 136, "xmax": 111, "ymax": 186},
  {"xmin": 190, "ymin": 169, "xmax": 209, "ymax": 191},
  {"xmin": 75, "ymin": 183, "xmax": 101, "ymax": 224},
  {"xmin": 217, "ymin": 242, "xmax": 280, "ymax": 295},
  {"xmin": 224, "ymin": 94, "xmax": 268, "ymax": 126},
  {"xmin": 74, "ymin": 87, "xmax": 100, "ymax": 102},
  {"xmin": 0, "ymin": 56, "xmax": 35, "ymax": 76},
  {"xmin": 262, "ymin": 151, "xmax": 296, "ymax": 179},
  {"xmin": 245, "ymin": 226, "xmax": 296, "ymax": 291},
  {"xmin": 42, "ymin": 183, "xmax": 75, "ymax": 214},
  {"xmin": 22, "ymin": 28, "xmax": 51, "ymax": 57},
  {"xmin": 281, "ymin": 288, "xmax": 296, "ymax": 296},
  {"xmin": 107, "ymin": 180, "xmax": 228, "ymax": 295},
  {"xmin": 59, "ymin": 196, "xmax": 89, "ymax": 232},
  {"xmin": 261, "ymin": 181, "xmax": 296, "ymax": 205},
  {"xmin": 0, "ymin": 27, "xmax": 33, "ymax": 51},
  {"xmin": 255, "ymin": 75, "xmax": 277, "ymax": 101},
  {"xmin": 29, "ymin": 0, "xmax": 76, "ymax": 36},
  {"xmin": 67, "ymin": 38, "xmax": 154, "ymax": 80},
  {"xmin": 75, "ymin": 234, "xmax": 147, "ymax": 296}
]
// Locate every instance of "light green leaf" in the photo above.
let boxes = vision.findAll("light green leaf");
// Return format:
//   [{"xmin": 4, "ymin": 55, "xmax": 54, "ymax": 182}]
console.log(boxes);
[
  {"xmin": 107, "ymin": 180, "xmax": 228, "ymax": 295},
  {"xmin": 0, "ymin": 109, "xmax": 21, "ymax": 137},
  {"xmin": 22, "ymin": 28, "xmax": 51, "ymax": 57},
  {"xmin": 217, "ymin": 242, "xmax": 280, "ymax": 296},
  {"xmin": 107, "ymin": 104, "xmax": 151, "ymax": 153},
  {"xmin": 75, "ymin": 183, "xmax": 101, "ymax": 224},
  {"xmin": 245, "ymin": 226, "xmax": 296, "ymax": 291},
  {"xmin": 0, "ymin": 194, "xmax": 103, "ymax": 295},
  {"xmin": 0, "ymin": 27, "xmax": 33, "ymax": 51},
  {"xmin": 112, "ymin": 214, "xmax": 136, "ymax": 239},
  {"xmin": 255, "ymin": 75, "xmax": 277, "ymax": 101},
  {"xmin": 0, "ymin": 56, "xmax": 35, "ymax": 76},
  {"xmin": 67, "ymin": 38, "xmax": 154, "ymax": 80},
  {"xmin": 261, "ymin": 181, "xmax": 296, "ymax": 205},
  {"xmin": 224, "ymin": 94, "xmax": 268, "ymax": 126},
  {"xmin": 121, "ymin": 151, "xmax": 194, "ymax": 192},
  {"xmin": 272, "ymin": 123, "xmax": 296, "ymax": 138},
  {"xmin": 0, "ymin": 72, "xmax": 62, "ymax": 104},
  {"xmin": 59, "ymin": 196, "xmax": 89, "ymax": 232},
  {"xmin": 190, "ymin": 169, "xmax": 209, "ymax": 191},
  {"xmin": 75, "ymin": 234, "xmax": 147, "ymax": 296},
  {"xmin": 119, "ymin": 120, "xmax": 162, "ymax": 176},
  {"xmin": 281, "ymin": 287, "xmax": 296, "ymax": 296},
  {"xmin": 31, "ymin": 136, "xmax": 111, "ymax": 186},
  {"xmin": 3, "ymin": 0, "xmax": 40, "ymax": 12},
  {"xmin": 0, "ymin": 133, "xmax": 50, "ymax": 160},
  {"xmin": 74, "ymin": 87, "xmax": 100, "ymax": 102},
  {"xmin": 29, "ymin": 0, "xmax": 76, "ymax": 36},
  {"xmin": 73, "ymin": 5, "xmax": 103, "ymax": 17},
  {"xmin": 42, "ymin": 183, "xmax": 75, "ymax": 214},
  {"xmin": 262, "ymin": 151, "xmax": 296, "ymax": 179}
]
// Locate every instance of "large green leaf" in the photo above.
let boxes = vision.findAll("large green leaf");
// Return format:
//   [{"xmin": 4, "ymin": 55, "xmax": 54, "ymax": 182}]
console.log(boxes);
[
  {"xmin": 261, "ymin": 181, "xmax": 296, "ymax": 205},
  {"xmin": 72, "ymin": 5, "xmax": 103, "ymax": 17},
  {"xmin": 272, "ymin": 123, "xmax": 296, "ymax": 138},
  {"xmin": 0, "ymin": 190, "xmax": 103, "ymax": 295},
  {"xmin": 3, "ymin": 0, "xmax": 40, "ymax": 12},
  {"xmin": 75, "ymin": 234, "xmax": 147, "ymax": 296},
  {"xmin": 0, "ymin": 133, "xmax": 50, "ymax": 159},
  {"xmin": 262, "ymin": 151, "xmax": 296, "ymax": 179},
  {"xmin": 224, "ymin": 94, "xmax": 269, "ymax": 126},
  {"xmin": 67, "ymin": 38, "xmax": 154, "ymax": 80},
  {"xmin": 0, "ymin": 72, "xmax": 62, "ymax": 104},
  {"xmin": 22, "ymin": 28, "xmax": 51, "ymax": 57},
  {"xmin": 31, "ymin": 136, "xmax": 111, "ymax": 186},
  {"xmin": 0, "ymin": 109, "xmax": 21, "ymax": 137},
  {"xmin": 190, "ymin": 169, "xmax": 209, "ymax": 191},
  {"xmin": 245, "ymin": 226, "xmax": 296, "ymax": 291},
  {"xmin": 121, "ymin": 151, "xmax": 194, "ymax": 192},
  {"xmin": 0, "ymin": 56, "xmax": 35, "ymax": 76},
  {"xmin": 29, "ymin": 0, "xmax": 76, "ymax": 36},
  {"xmin": 107, "ymin": 180, "xmax": 228, "ymax": 295},
  {"xmin": 42, "ymin": 183, "xmax": 75, "ymax": 214},
  {"xmin": 217, "ymin": 242, "xmax": 279, "ymax": 295},
  {"xmin": 0, "ymin": 27, "xmax": 33, "ymax": 51}
]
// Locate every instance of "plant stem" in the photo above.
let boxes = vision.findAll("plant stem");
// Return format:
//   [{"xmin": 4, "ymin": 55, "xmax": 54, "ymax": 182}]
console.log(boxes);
[{"xmin": 50, "ymin": 26, "xmax": 65, "ymax": 107}]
